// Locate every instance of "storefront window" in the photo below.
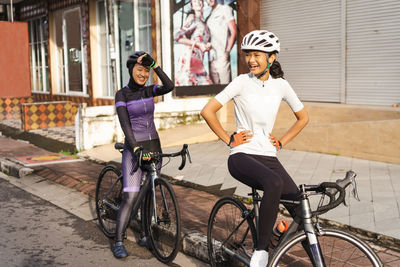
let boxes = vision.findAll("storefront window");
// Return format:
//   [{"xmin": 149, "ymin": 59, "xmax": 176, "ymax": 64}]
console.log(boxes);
[
  {"xmin": 118, "ymin": 0, "xmax": 152, "ymax": 86},
  {"xmin": 28, "ymin": 17, "xmax": 49, "ymax": 93},
  {"xmin": 97, "ymin": 0, "xmax": 115, "ymax": 97},
  {"xmin": 53, "ymin": 7, "xmax": 87, "ymax": 95}
]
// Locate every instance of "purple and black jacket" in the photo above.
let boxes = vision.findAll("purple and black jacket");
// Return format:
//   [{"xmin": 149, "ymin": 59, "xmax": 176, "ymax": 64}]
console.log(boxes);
[{"xmin": 115, "ymin": 66, "xmax": 174, "ymax": 153}]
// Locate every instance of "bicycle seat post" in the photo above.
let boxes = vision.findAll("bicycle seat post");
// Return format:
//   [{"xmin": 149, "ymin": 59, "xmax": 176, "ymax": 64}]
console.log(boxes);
[{"xmin": 250, "ymin": 188, "xmax": 260, "ymax": 231}]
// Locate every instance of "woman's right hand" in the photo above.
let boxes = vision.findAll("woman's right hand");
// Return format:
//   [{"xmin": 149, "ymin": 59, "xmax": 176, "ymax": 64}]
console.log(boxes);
[
  {"xmin": 229, "ymin": 130, "xmax": 253, "ymax": 147},
  {"xmin": 134, "ymin": 147, "xmax": 152, "ymax": 161},
  {"xmin": 197, "ymin": 42, "xmax": 210, "ymax": 52}
]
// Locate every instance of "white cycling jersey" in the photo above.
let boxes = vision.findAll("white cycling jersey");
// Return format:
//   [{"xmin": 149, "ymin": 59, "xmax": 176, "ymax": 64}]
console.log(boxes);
[{"xmin": 215, "ymin": 73, "xmax": 304, "ymax": 157}]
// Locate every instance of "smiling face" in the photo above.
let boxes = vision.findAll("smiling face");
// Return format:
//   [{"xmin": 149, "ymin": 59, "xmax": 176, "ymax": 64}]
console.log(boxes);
[
  {"xmin": 131, "ymin": 64, "xmax": 150, "ymax": 86},
  {"xmin": 245, "ymin": 51, "xmax": 276, "ymax": 77}
]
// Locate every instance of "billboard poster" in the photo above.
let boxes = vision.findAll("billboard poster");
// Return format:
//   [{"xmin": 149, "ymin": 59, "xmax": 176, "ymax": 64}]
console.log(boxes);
[{"xmin": 172, "ymin": 0, "xmax": 238, "ymax": 89}]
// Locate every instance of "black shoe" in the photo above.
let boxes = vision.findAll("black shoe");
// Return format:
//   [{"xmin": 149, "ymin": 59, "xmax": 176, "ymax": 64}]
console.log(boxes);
[
  {"xmin": 137, "ymin": 236, "xmax": 152, "ymax": 251},
  {"xmin": 112, "ymin": 242, "xmax": 128, "ymax": 258}
]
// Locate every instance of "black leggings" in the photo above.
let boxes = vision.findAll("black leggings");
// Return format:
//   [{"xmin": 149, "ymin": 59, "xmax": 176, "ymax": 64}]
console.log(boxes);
[{"xmin": 228, "ymin": 153, "xmax": 300, "ymax": 250}]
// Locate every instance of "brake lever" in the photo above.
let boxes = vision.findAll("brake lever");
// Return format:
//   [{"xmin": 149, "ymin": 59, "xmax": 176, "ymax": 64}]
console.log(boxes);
[
  {"xmin": 186, "ymin": 146, "xmax": 192, "ymax": 164},
  {"xmin": 132, "ymin": 149, "xmax": 143, "ymax": 172},
  {"xmin": 351, "ymin": 178, "xmax": 360, "ymax": 201},
  {"xmin": 343, "ymin": 171, "xmax": 360, "ymax": 206}
]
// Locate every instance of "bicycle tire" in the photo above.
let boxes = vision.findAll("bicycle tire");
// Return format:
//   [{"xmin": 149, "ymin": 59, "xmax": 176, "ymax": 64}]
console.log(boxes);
[
  {"xmin": 207, "ymin": 196, "xmax": 257, "ymax": 267},
  {"xmin": 143, "ymin": 178, "xmax": 181, "ymax": 264},
  {"xmin": 269, "ymin": 228, "xmax": 383, "ymax": 267},
  {"xmin": 95, "ymin": 165, "xmax": 123, "ymax": 238}
]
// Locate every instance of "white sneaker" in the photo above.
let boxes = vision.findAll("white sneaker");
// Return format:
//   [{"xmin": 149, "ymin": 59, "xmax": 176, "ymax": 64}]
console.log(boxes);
[{"xmin": 250, "ymin": 249, "xmax": 268, "ymax": 267}]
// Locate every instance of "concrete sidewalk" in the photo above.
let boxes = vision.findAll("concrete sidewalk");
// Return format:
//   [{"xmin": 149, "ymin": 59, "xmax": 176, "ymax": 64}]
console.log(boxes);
[{"xmin": 80, "ymin": 122, "xmax": 400, "ymax": 246}]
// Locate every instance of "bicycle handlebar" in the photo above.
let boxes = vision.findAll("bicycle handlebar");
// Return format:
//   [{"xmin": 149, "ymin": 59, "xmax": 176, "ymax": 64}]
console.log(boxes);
[
  {"xmin": 304, "ymin": 170, "xmax": 359, "ymax": 216},
  {"xmin": 114, "ymin": 143, "xmax": 191, "ymax": 172}
]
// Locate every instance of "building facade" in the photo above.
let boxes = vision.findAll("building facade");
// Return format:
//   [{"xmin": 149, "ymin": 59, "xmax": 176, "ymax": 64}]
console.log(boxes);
[
  {"xmin": 6, "ymin": 0, "xmax": 400, "ymax": 108},
  {"xmin": 260, "ymin": 0, "xmax": 400, "ymax": 106}
]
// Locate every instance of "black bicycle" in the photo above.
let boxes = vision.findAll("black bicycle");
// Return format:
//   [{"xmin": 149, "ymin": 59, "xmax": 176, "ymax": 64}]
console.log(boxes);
[
  {"xmin": 207, "ymin": 170, "xmax": 383, "ymax": 266},
  {"xmin": 95, "ymin": 143, "xmax": 191, "ymax": 264}
]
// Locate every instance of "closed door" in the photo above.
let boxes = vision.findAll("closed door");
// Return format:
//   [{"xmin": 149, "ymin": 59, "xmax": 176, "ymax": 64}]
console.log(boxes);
[{"xmin": 63, "ymin": 7, "xmax": 83, "ymax": 93}]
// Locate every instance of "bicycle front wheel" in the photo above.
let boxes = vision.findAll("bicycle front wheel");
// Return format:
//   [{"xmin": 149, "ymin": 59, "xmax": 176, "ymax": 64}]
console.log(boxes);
[
  {"xmin": 144, "ymin": 178, "xmax": 181, "ymax": 264},
  {"xmin": 269, "ymin": 228, "xmax": 382, "ymax": 267},
  {"xmin": 95, "ymin": 165, "xmax": 123, "ymax": 238},
  {"xmin": 207, "ymin": 197, "xmax": 257, "ymax": 267}
]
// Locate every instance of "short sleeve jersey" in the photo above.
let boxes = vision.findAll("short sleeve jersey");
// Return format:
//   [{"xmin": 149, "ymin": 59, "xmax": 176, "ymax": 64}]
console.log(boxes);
[{"xmin": 215, "ymin": 73, "xmax": 304, "ymax": 157}]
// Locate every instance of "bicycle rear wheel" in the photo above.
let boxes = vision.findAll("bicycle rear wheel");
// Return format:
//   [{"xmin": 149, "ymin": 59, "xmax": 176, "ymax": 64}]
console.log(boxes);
[
  {"xmin": 144, "ymin": 178, "xmax": 181, "ymax": 264},
  {"xmin": 207, "ymin": 197, "xmax": 257, "ymax": 267},
  {"xmin": 95, "ymin": 165, "xmax": 123, "ymax": 238},
  {"xmin": 269, "ymin": 228, "xmax": 382, "ymax": 267}
]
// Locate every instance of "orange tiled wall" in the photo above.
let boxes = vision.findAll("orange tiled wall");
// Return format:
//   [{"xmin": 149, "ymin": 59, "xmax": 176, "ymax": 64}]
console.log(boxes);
[
  {"xmin": 20, "ymin": 101, "xmax": 78, "ymax": 131},
  {"xmin": 0, "ymin": 97, "xmax": 35, "ymax": 121}
]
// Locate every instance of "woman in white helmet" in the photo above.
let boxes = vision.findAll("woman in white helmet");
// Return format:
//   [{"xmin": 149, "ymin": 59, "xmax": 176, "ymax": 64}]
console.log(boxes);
[{"xmin": 201, "ymin": 30, "xmax": 309, "ymax": 267}]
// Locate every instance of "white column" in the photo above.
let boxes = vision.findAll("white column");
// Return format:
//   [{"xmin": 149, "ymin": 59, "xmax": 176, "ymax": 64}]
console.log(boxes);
[
  {"xmin": 10, "ymin": 0, "xmax": 14, "ymax": 22},
  {"xmin": 160, "ymin": 0, "xmax": 173, "ymax": 103}
]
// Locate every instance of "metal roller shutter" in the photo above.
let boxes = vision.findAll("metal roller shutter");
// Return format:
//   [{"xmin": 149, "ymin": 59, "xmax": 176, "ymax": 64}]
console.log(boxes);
[
  {"xmin": 260, "ymin": 0, "xmax": 342, "ymax": 102},
  {"xmin": 346, "ymin": 0, "xmax": 400, "ymax": 105}
]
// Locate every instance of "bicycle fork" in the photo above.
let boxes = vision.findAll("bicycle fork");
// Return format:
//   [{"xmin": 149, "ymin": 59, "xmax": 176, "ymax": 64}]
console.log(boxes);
[
  {"xmin": 148, "ymin": 163, "xmax": 159, "ymax": 224},
  {"xmin": 300, "ymin": 185, "xmax": 326, "ymax": 267}
]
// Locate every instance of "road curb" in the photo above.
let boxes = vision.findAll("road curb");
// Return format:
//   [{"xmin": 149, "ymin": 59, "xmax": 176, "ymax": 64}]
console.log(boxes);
[
  {"xmin": 0, "ymin": 123, "xmax": 76, "ymax": 154},
  {"xmin": 0, "ymin": 157, "xmax": 34, "ymax": 178},
  {"xmin": 182, "ymin": 230, "xmax": 209, "ymax": 262}
]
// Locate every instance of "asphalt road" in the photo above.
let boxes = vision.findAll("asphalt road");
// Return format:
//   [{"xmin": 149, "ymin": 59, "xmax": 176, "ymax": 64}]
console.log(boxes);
[{"xmin": 0, "ymin": 177, "xmax": 169, "ymax": 267}]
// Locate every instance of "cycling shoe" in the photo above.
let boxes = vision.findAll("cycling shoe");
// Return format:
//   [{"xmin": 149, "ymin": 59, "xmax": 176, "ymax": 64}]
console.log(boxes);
[
  {"xmin": 112, "ymin": 242, "xmax": 128, "ymax": 258},
  {"xmin": 137, "ymin": 236, "xmax": 152, "ymax": 251}
]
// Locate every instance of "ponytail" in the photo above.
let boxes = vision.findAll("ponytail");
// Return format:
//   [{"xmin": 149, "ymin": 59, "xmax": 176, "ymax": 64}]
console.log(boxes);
[
  {"xmin": 270, "ymin": 60, "xmax": 284, "ymax": 79},
  {"xmin": 267, "ymin": 52, "xmax": 284, "ymax": 79}
]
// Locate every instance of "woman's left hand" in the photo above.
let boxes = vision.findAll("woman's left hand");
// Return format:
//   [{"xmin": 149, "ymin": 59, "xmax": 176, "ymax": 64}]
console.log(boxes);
[
  {"xmin": 137, "ymin": 54, "xmax": 146, "ymax": 65},
  {"xmin": 269, "ymin": 134, "xmax": 282, "ymax": 150}
]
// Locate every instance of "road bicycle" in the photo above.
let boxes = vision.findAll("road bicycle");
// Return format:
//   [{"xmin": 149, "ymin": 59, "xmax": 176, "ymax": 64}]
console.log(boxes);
[
  {"xmin": 207, "ymin": 170, "xmax": 383, "ymax": 266},
  {"xmin": 95, "ymin": 143, "xmax": 191, "ymax": 264}
]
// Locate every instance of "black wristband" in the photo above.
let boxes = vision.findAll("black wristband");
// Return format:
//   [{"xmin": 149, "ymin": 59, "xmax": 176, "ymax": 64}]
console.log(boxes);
[
  {"xmin": 228, "ymin": 132, "xmax": 236, "ymax": 147},
  {"xmin": 278, "ymin": 140, "xmax": 282, "ymax": 149}
]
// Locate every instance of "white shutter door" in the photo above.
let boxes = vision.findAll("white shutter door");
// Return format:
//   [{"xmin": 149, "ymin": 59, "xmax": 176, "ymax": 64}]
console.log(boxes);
[
  {"xmin": 346, "ymin": 0, "xmax": 400, "ymax": 105},
  {"xmin": 260, "ymin": 0, "xmax": 342, "ymax": 102}
]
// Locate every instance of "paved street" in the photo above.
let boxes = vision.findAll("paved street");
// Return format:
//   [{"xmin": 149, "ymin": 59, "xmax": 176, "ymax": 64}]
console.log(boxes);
[{"xmin": 0, "ymin": 177, "xmax": 168, "ymax": 267}]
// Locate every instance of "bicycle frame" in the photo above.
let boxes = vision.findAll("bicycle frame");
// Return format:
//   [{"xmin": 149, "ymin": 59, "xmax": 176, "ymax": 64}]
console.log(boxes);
[
  {"xmin": 129, "ymin": 161, "xmax": 164, "ymax": 224},
  {"xmin": 217, "ymin": 186, "xmax": 327, "ymax": 267},
  {"xmin": 101, "ymin": 161, "xmax": 164, "ymax": 226},
  {"xmin": 208, "ymin": 170, "xmax": 383, "ymax": 267}
]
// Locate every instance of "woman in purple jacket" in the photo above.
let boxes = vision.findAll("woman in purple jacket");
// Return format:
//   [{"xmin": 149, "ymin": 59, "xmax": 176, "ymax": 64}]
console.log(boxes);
[{"xmin": 113, "ymin": 51, "xmax": 174, "ymax": 258}]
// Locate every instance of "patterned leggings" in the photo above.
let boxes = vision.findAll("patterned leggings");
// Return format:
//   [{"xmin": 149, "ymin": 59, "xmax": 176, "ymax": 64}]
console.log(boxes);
[{"xmin": 115, "ymin": 143, "xmax": 161, "ymax": 242}]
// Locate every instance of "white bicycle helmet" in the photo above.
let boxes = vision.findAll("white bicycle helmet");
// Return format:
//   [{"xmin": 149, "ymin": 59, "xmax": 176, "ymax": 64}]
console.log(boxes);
[{"xmin": 241, "ymin": 30, "xmax": 280, "ymax": 53}]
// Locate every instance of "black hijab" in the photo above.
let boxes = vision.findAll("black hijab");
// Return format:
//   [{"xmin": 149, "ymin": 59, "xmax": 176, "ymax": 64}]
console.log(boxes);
[{"xmin": 126, "ymin": 51, "xmax": 146, "ymax": 90}]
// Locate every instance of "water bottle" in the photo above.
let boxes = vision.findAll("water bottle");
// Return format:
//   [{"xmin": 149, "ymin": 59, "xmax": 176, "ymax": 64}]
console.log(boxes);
[
  {"xmin": 270, "ymin": 220, "xmax": 289, "ymax": 248},
  {"xmin": 273, "ymin": 220, "xmax": 289, "ymax": 236}
]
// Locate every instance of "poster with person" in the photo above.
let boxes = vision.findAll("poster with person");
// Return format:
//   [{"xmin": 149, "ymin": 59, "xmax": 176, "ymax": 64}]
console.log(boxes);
[{"xmin": 173, "ymin": 0, "xmax": 238, "ymax": 88}]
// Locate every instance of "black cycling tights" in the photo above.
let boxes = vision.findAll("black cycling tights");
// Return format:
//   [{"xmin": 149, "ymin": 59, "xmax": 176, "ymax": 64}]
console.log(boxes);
[
  {"xmin": 115, "ymin": 192, "xmax": 139, "ymax": 242},
  {"xmin": 228, "ymin": 153, "xmax": 300, "ymax": 250}
]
